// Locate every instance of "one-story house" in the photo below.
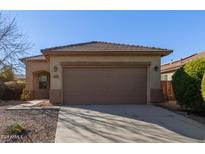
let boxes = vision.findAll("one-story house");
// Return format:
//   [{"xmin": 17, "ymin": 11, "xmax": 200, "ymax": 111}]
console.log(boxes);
[
  {"xmin": 161, "ymin": 51, "xmax": 205, "ymax": 81},
  {"xmin": 21, "ymin": 41, "xmax": 172, "ymax": 105}
]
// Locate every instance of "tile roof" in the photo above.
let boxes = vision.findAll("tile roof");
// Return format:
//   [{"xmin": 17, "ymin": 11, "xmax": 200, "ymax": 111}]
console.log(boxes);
[
  {"xmin": 161, "ymin": 51, "xmax": 205, "ymax": 73},
  {"xmin": 20, "ymin": 55, "xmax": 46, "ymax": 62},
  {"xmin": 21, "ymin": 41, "xmax": 173, "ymax": 62},
  {"xmin": 41, "ymin": 41, "xmax": 172, "ymax": 53}
]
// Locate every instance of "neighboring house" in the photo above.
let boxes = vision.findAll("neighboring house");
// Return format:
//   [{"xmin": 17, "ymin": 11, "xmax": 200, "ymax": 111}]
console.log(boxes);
[
  {"xmin": 161, "ymin": 51, "xmax": 205, "ymax": 81},
  {"xmin": 21, "ymin": 41, "xmax": 172, "ymax": 105}
]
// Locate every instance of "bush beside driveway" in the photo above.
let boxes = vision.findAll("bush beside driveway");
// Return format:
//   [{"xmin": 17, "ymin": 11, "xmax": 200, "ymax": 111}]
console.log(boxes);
[{"xmin": 172, "ymin": 58, "xmax": 205, "ymax": 111}]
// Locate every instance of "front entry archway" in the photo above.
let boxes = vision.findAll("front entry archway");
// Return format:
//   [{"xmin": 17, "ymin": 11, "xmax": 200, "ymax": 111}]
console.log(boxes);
[{"xmin": 33, "ymin": 71, "xmax": 50, "ymax": 99}]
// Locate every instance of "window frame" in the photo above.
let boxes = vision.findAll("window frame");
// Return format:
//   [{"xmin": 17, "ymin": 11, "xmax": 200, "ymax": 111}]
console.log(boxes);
[
  {"xmin": 162, "ymin": 74, "xmax": 168, "ymax": 81},
  {"xmin": 38, "ymin": 74, "xmax": 48, "ymax": 89}
]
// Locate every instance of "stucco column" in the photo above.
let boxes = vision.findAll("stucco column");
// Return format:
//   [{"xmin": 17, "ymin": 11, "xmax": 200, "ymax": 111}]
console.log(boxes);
[{"xmin": 147, "ymin": 66, "xmax": 151, "ymax": 104}]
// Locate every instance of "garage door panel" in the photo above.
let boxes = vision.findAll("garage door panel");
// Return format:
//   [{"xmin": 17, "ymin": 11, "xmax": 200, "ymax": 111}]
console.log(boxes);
[{"xmin": 63, "ymin": 67, "xmax": 147, "ymax": 105}]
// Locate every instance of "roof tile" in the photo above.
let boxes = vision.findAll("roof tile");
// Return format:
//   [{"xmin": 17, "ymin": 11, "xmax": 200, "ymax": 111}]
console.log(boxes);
[{"xmin": 41, "ymin": 41, "xmax": 172, "ymax": 52}]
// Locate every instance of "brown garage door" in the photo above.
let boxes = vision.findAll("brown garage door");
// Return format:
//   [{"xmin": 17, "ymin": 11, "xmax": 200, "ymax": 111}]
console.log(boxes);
[{"xmin": 63, "ymin": 67, "xmax": 147, "ymax": 105}]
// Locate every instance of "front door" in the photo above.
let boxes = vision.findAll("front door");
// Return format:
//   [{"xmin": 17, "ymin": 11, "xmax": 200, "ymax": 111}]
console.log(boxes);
[{"xmin": 34, "ymin": 72, "xmax": 50, "ymax": 99}]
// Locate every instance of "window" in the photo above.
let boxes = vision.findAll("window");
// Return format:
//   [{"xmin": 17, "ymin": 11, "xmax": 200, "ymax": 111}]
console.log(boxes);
[
  {"xmin": 162, "ymin": 74, "xmax": 168, "ymax": 81},
  {"xmin": 38, "ymin": 75, "xmax": 48, "ymax": 89}
]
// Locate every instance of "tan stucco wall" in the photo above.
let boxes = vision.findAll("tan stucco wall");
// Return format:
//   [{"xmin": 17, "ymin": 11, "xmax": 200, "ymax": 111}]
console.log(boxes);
[
  {"xmin": 25, "ymin": 55, "xmax": 162, "ymax": 103},
  {"xmin": 25, "ymin": 61, "xmax": 49, "ymax": 91},
  {"xmin": 49, "ymin": 55, "xmax": 161, "ymax": 91},
  {"xmin": 161, "ymin": 72, "xmax": 174, "ymax": 81}
]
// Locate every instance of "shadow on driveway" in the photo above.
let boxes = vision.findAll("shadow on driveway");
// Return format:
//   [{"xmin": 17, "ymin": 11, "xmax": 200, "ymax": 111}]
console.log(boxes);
[{"xmin": 55, "ymin": 105, "xmax": 205, "ymax": 143}]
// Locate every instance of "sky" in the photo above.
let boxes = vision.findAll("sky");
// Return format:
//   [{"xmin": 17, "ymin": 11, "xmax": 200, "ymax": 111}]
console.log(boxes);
[{"xmin": 6, "ymin": 10, "xmax": 205, "ymax": 64}]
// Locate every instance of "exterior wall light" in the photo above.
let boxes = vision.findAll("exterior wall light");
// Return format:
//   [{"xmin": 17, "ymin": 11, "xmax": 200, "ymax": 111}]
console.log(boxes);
[
  {"xmin": 154, "ymin": 66, "xmax": 159, "ymax": 72},
  {"xmin": 53, "ymin": 65, "xmax": 58, "ymax": 72}
]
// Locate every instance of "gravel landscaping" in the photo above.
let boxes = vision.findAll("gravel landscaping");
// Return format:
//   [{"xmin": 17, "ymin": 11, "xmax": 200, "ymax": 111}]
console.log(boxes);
[{"xmin": 0, "ymin": 100, "xmax": 59, "ymax": 143}]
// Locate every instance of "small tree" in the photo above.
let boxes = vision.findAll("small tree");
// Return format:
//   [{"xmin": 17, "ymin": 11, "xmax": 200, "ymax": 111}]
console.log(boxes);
[
  {"xmin": 0, "ymin": 66, "xmax": 14, "ymax": 82},
  {"xmin": 0, "ymin": 12, "xmax": 31, "ymax": 73}
]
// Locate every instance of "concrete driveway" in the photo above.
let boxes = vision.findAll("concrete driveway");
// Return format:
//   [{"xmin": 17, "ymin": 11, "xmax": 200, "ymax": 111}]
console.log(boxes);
[{"xmin": 55, "ymin": 105, "xmax": 205, "ymax": 143}]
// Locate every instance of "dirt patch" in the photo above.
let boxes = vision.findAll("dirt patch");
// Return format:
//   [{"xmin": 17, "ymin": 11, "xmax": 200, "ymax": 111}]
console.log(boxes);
[
  {"xmin": 0, "ymin": 103, "xmax": 59, "ymax": 143},
  {"xmin": 156, "ymin": 102, "xmax": 205, "ymax": 125}
]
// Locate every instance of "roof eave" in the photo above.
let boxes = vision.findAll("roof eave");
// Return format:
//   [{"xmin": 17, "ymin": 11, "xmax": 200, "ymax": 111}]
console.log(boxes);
[
  {"xmin": 42, "ymin": 50, "xmax": 173, "ymax": 57},
  {"xmin": 19, "ymin": 55, "xmax": 47, "ymax": 63},
  {"xmin": 160, "ymin": 50, "xmax": 173, "ymax": 57},
  {"xmin": 19, "ymin": 58, "xmax": 25, "ymax": 63},
  {"xmin": 161, "ymin": 66, "xmax": 181, "ymax": 73}
]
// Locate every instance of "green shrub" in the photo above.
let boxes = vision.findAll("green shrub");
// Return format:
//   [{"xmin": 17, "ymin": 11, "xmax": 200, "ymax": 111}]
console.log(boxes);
[
  {"xmin": 201, "ymin": 73, "xmax": 205, "ymax": 102},
  {"xmin": 5, "ymin": 123, "xmax": 26, "ymax": 136},
  {"xmin": 20, "ymin": 88, "xmax": 30, "ymax": 101},
  {"xmin": 172, "ymin": 58, "xmax": 205, "ymax": 111}
]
